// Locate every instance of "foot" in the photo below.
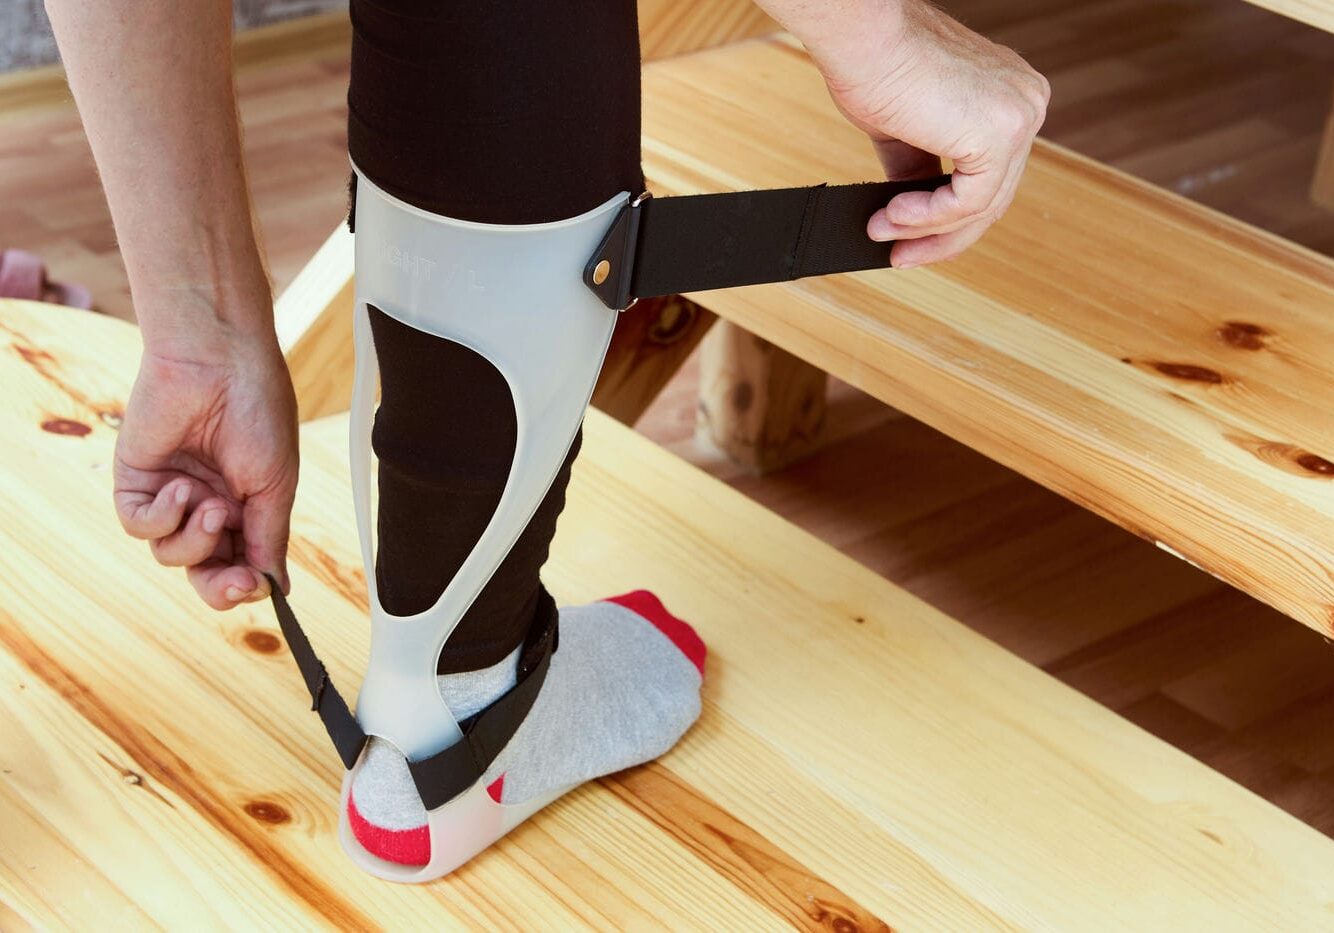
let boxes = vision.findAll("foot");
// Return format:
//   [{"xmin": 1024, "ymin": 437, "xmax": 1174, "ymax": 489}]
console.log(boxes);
[{"xmin": 347, "ymin": 591, "xmax": 706, "ymax": 865}]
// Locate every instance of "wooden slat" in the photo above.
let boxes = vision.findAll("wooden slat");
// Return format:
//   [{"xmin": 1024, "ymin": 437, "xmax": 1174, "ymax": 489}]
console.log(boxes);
[
  {"xmin": 638, "ymin": 0, "xmax": 777, "ymax": 60},
  {"xmin": 1239, "ymin": 0, "xmax": 1334, "ymax": 33},
  {"xmin": 641, "ymin": 35, "xmax": 1334, "ymax": 637},
  {"xmin": 4, "ymin": 297, "xmax": 1334, "ymax": 926},
  {"xmin": 274, "ymin": 224, "xmax": 356, "ymax": 422}
]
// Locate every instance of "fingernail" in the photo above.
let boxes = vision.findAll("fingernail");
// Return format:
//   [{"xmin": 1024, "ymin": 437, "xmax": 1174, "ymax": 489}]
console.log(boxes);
[
  {"xmin": 202, "ymin": 509, "xmax": 225, "ymax": 534},
  {"xmin": 174, "ymin": 483, "xmax": 190, "ymax": 505},
  {"xmin": 224, "ymin": 585, "xmax": 247, "ymax": 602},
  {"xmin": 868, "ymin": 217, "xmax": 893, "ymax": 242}
]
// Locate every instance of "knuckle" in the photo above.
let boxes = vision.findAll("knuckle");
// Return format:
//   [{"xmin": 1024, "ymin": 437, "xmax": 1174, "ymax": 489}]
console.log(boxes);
[
  {"xmin": 1002, "ymin": 104, "xmax": 1034, "ymax": 144},
  {"xmin": 1035, "ymin": 73, "xmax": 1052, "ymax": 108}
]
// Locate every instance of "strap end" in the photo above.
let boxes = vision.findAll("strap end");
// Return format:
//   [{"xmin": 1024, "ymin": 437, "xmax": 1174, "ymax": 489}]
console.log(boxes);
[{"xmin": 583, "ymin": 192, "xmax": 650, "ymax": 311}]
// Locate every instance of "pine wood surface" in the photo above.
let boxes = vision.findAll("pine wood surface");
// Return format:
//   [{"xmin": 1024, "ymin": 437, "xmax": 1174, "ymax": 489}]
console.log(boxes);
[
  {"xmin": 1240, "ymin": 0, "xmax": 1334, "ymax": 32},
  {"xmin": 273, "ymin": 223, "xmax": 356, "ymax": 422},
  {"xmin": 3, "ymin": 0, "xmax": 1333, "ymax": 856},
  {"xmin": 5, "ymin": 297, "xmax": 1334, "ymax": 928},
  {"xmin": 639, "ymin": 34, "xmax": 1334, "ymax": 637}
]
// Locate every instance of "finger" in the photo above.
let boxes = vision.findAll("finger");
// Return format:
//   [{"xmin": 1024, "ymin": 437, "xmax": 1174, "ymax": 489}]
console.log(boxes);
[
  {"xmin": 891, "ymin": 218, "xmax": 993, "ymax": 269},
  {"xmin": 150, "ymin": 497, "xmax": 231, "ymax": 568},
  {"xmin": 115, "ymin": 477, "xmax": 192, "ymax": 540},
  {"xmin": 186, "ymin": 553, "xmax": 267, "ymax": 611},
  {"xmin": 242, "ymin": 487, "xmax": 294, "ymax": 595},
  {"xmin": 876, "ymin": 163, "xmax": 1007, "ymax": 237},
  {"xmin": 871, "ymin": 141, "xmax": 1031, "ymax": 244}
]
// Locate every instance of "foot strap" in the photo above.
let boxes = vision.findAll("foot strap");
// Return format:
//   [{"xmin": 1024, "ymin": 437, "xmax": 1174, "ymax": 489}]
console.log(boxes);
[
  {"xmin": 265, "ymin": 575, "xmax": 557, "ymax": 808},
  {"xmin": 582, "ymin": 175, "xmax": 950, "ymax": 311}
]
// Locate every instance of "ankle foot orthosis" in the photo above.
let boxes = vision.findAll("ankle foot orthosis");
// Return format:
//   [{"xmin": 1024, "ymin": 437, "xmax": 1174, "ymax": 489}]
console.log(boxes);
[{"xmin": 266, "ymin": 166, "xmax": 949, "ymax": 882}]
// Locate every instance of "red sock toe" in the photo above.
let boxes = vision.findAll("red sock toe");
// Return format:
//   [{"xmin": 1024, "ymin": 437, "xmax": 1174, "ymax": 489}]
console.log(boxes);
[
  {"xmin": 347, "ymin": 790, "xmax": 431, "ymax": 866},
  {"xmin": 605, "ymin": 590, "xmax": 706, "ymax": 676}
]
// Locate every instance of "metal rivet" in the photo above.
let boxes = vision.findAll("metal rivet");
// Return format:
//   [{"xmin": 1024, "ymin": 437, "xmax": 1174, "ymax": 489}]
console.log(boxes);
[{"xmin": 592, "ymin": 259, "xmax": 611, "ymax": 285}]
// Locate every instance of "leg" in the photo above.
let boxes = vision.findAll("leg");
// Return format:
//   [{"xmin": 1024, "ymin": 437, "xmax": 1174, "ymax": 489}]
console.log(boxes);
[
  {"xmin": 349, "ymin": 0, "xmax": 645, "ymax": 670},
  {"xmin": 344, "ymin": 0, "xmax": 705, "ymax": 870}
]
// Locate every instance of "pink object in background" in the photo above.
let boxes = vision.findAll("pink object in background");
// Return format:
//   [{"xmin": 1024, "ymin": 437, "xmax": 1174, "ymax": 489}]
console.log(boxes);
[{"xmin": 0, "ymin": 249, "xmax": 93, "ymax": 310}]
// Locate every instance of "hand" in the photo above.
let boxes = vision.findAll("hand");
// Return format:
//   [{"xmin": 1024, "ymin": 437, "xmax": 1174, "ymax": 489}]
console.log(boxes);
[
  {"xmin": 113, "ymin": 326, "xmax": 298, "ymax": 610},
  {"xmin": 819, "ymin": 1, "xmax": 1050, "ymax": 267}
]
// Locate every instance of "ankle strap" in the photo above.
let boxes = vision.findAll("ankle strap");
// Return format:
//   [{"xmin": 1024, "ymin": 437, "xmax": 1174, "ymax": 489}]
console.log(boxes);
[{"xmin": 265, "ymin": 575, "xmax": 558, "ymax": 809}]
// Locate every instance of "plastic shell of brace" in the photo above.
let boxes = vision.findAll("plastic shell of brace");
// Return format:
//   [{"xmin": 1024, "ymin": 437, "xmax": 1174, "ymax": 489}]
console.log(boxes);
[{"xmin": 343, "ymin": 167, "xmax": 628, "ymax": 882}]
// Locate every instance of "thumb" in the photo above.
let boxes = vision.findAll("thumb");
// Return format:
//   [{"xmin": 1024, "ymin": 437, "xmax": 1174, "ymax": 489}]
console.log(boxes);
[{"xmin": 242, "ymin": 487, "xmax": 293, "ymax": 594}]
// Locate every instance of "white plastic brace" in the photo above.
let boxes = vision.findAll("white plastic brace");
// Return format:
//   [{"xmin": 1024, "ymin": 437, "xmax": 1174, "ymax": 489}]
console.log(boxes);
[{"xmin": 340, "ymin": 167, "xmax": 628, "ymax": 882}]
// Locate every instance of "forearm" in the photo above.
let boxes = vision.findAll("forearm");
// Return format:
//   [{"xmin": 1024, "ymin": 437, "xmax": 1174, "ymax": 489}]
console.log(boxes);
[
  {"xmin": 749, "ymin": 0, "xmax": 907, "ymax": 86},
  {"xmin": 45, "ymin": 0, "xmax": 271, "ymax": 356}
]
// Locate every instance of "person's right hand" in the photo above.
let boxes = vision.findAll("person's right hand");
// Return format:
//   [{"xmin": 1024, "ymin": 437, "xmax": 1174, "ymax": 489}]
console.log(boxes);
[
  {"xmin": 113, "ymin": 328, "xmax": 298, "ymax": 610},
  {"xmin": 816, "ymin": 0, "xmax": 1050, "ymax": 268}
]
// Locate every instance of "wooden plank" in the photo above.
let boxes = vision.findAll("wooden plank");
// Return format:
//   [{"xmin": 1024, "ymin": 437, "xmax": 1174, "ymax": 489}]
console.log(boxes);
[
  {"xmin": 697, "ymin": 323, "xmax": 828, "ymax": 472},
  {"xmin": 1239, "ymin": 0, "xmax": 1334, "ymax": 33},
  {"xmin": 4, "ymin": 298, "xmax": 1334, "ymax": 926},
  {"xmin": 0, "ymin": 63, "xmax": 71, "ymax": 120},
  {"xmin": 274, "ymin": 224, "xmax": 356, "ymax": 422},
  {"xmin": 641, "ymin": 36, "xmax": 1334, "ymax": 637},
  {"xmin": 638, "ymin": 0, "xmax": 777, "ymax": 60}
]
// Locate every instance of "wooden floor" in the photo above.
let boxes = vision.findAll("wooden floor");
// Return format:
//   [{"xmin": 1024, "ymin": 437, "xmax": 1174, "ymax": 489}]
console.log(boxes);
[{"xmin": 1, "ymin": 0, "xmax": 1332, "ymax": 840}]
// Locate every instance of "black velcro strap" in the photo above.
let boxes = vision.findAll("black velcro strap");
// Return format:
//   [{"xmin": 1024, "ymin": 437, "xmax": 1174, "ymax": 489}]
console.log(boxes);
[
  {"xmin": 265, "ymin": 575, "xmax": 368, "ymax": 770},
  {"xmin": 407, "ymin": 598, "xmax": 559, "ymax": 811},
  {"xmin": 583, "ymin": 175, "xmax": 950, "ymax": 310}
]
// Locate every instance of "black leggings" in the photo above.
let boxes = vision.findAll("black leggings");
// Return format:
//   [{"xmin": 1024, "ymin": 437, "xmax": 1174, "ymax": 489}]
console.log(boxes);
[{"xmin": 347, "ymin": 0, "xmax": 642, "ymax": 672}]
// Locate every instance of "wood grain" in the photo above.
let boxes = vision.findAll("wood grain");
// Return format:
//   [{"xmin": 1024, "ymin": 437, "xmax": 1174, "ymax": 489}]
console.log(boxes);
[
  {"xmin": 4, "ymin": 298, "xmax": 1334, "ymax": 927},
  {"xmin": 641, "ymin": 35, "xmax": 1334, "ymax": 636},
  {"xmin": 637, "ymin": 0, "xmax": 778, "ymax": 60}
]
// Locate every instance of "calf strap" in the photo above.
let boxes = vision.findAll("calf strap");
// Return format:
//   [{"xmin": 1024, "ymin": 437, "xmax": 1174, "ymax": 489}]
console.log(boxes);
[
  {"xmin": 264, "ymin": 576, "xmax": 557, "ymax": 809},
  {"xmin": 583, "ymin": 175, "xmax": 950, "ymax": 311}
]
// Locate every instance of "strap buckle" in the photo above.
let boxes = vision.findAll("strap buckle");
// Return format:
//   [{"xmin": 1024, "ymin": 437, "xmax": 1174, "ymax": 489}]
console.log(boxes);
[{"xmin": 583, "ymin": 191, "xmax": 652, "ymax": 312}]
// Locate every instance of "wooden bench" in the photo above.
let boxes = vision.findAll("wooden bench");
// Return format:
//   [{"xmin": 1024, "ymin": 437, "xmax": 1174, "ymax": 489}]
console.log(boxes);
[
  {"xmin": 4, "ymin": 297, "xmax": 1334, "ymax": 926},
  {"xmin": 637, "ymin": 35, "xmax": 1334, "ymax": 637}
]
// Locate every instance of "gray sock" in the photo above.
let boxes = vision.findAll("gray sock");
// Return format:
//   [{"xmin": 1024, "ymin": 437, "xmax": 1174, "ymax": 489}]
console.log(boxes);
[{"xmin": 347, "ymin": 592, "xmax": 705, "ymax": 865}]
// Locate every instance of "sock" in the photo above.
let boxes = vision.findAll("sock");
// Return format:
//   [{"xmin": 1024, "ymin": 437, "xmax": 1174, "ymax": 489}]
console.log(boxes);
[{"xmin": 347, "ymin": 591, "xmax": 706, "ymax": 866}]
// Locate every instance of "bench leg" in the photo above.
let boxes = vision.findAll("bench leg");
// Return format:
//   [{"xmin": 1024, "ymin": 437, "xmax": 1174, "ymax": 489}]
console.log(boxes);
[
  {"xmin": 592, "ymin": 295, "xmax": 717, "ymax": 425},
  {"xmin": 696, "ymin": 321, "xmax": 828, "ymax": 473},
  {"xmin": 1313, "ymin": 84, "xmax": 1334, "ymax": 211}
]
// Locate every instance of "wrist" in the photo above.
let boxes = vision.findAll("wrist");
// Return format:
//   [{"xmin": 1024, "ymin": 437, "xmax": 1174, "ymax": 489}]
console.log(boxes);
[
  {"xmin": 135, "ymin": 276, "xmax": 278, "ymax": 363},
  {"xmin": 799, "ymin": 0, "xmax": 910, "ymax": 90}
]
